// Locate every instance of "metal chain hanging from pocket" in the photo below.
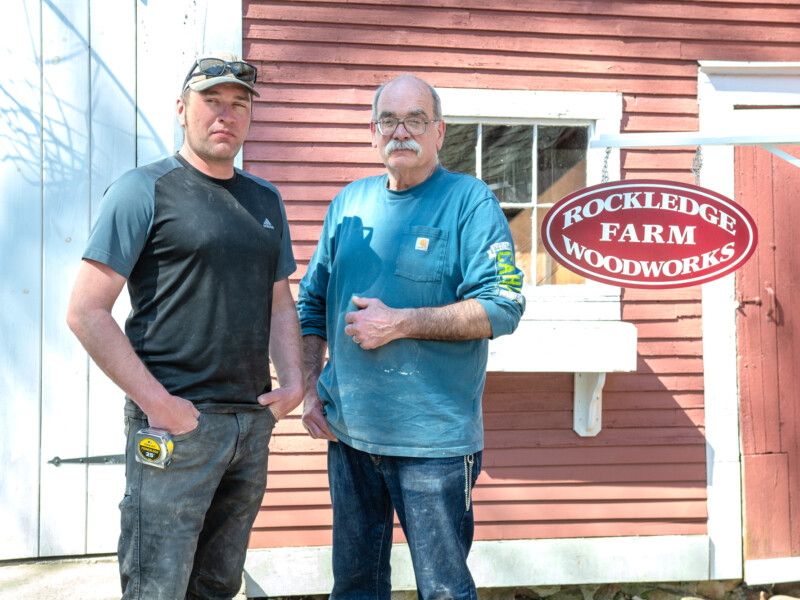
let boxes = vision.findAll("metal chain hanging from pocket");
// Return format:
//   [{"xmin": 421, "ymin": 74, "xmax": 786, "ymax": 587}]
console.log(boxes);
[{"xmin": 464, "ymin": 454, "xmax": 474, "ymax": 510}]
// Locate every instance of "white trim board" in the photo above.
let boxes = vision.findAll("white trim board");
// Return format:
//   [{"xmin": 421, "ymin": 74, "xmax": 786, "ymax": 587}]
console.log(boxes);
[
  {"xmin": 698, "ymin": 62, "xmax": 800, "ymax": 581},
  {"xmin": 244, "ymin": 536, "xmax": 710, "ymax": 597},
  {"xmin": 745, "ymin": 557, "xmax": 800, "ymax": 585}
]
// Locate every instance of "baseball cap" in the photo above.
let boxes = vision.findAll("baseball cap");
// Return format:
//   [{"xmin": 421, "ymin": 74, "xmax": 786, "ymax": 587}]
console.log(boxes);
[{"xmin": 181, "ymin": 50, "xmax": 260, "ymax": 97}]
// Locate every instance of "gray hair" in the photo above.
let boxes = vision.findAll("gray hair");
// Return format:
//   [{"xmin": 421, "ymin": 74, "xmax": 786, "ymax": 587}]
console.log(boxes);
[{"xmin": 372, "ymin": 74, "xmax": 442, "ymax": 121}]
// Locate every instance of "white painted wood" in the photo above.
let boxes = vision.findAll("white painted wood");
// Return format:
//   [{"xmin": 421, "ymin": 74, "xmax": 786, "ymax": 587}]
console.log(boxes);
[
  {"xmin": 762, "ymin": 143, "xmax": 800, "ymax": 168},
  {"xmin": 39, "ymin": 0, "xmax": 92, "ymax": 557},
  {"xmin": 136, "ymin": 1, "xmax": 183, "ymax": 165},
  {"xmin": 573, "ymin": 372, "xmax": 605, "ymax": 437},
  {"xmin": 137, "ymin": 0, "xmax": 245, "ymax": 167},
  {"xmin": 85, "ymin": 0, "xmax": 137, "ymax": 554},
  {"xmin": 698, "ymin": 64, "xmax": 800, "ymax": 581},
  {"xmin": 745, "ymin": 556, "xmax": 800, "ymax": 585},
  {"xmin": 1, "ymin": 0, "xmax": 242, "ymax": 563},
  {"xmin": 244, "ymin": 535, "xmax": 710, "ymax": 596},
  {"xmin": 487, "ymin": 320, "xmax": 637, "ymax": 373},
  {"xmin": 488, "ymin": 319, "xmax": 635, "ymax": 439},
  {"xmin": 592, "ymin": 131, "xmax": 800, "ymax": 149},
  {"xmin": 0, "ymin": 0, "xmax": 43, "ymax": 560}
]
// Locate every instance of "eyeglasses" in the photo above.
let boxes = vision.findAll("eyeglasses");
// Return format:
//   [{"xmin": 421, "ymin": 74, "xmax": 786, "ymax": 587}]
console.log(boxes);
[
  {"xmin": 182, "ymin": 58, "xmax": 258, "ymax": 90},
  {"xmin": 373, "ymin": 116, "xmax": 439, "ymax": 136}
]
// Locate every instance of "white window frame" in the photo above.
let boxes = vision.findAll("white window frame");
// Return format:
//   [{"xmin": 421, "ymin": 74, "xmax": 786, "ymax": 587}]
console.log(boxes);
[{"xmin": 436, "ymin": 88, "xmax": 624, "ymax": 321}]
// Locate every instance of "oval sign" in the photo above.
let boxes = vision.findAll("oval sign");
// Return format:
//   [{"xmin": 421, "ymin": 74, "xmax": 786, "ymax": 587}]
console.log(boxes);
[{"xmin": 540, "ymin": 179, "xmax": 758, "ymax": 289}]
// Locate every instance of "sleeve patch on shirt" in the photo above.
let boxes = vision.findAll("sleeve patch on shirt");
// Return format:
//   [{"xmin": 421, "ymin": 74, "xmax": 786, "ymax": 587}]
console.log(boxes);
[
  {"xmin": 487, "ymin": 241, "xmax": 511, "ymax": 258},
  {"xmin": 415, "ymin": 237, "xmax": 429, "ymax": 251}
]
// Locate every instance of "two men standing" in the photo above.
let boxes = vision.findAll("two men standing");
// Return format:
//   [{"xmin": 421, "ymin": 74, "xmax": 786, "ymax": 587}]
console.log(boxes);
[{"xmin": 68, "ymin": 53, "xmax": 523, "ymax": 599}]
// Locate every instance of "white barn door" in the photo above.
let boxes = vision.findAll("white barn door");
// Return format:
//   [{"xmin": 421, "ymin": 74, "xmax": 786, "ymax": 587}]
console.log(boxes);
[
  {"xmin": 1, "ymin": 0, "xmax": 136, "ymax": 559},
  {"xmin": 1, "ymin": 0, "xmax": 243, "ymax": 561}
]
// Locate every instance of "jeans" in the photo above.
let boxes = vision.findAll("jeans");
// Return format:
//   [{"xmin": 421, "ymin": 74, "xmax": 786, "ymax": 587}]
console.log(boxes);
[
  {"xmin": 119, "ymin": 409, "xmax": 275, "ymax": 600},
  {"xmin": 328, "ymin": 441, "xmax": 482, "ymax": 600}
]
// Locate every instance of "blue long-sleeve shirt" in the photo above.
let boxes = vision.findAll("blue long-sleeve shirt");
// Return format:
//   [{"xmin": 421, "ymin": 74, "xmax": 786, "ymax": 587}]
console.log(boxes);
[{"xmin": 298, "ymin": 166, "xmax": 525, "ymax": 457}]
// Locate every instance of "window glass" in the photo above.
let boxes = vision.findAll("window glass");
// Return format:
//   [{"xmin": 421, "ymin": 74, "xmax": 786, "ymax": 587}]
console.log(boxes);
[
  {"xmin": 439, "ymin": 122, "xmax": 589, "ymax": 286},
  {"xmin": 482, "ymin": 125, "xmax": 532, "ymax": 205},
  {"xmin": 536, "ymin": 126, "xmax": 588, "ymax": 285},
  {"xmin": 438, "ymin": 124, "xmax": 476, "ymax": 177}
]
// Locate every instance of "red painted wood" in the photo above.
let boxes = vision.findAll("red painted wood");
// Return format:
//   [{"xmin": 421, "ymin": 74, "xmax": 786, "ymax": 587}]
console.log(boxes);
[
  {"xmin": 243, "ymin": 0, "xmax": 800, "ymax": 549},
  {"xmin": 736, "ymin": 145, "xmax": 800, "ymax": 561},
  {"xmin": 246, "ymin": 0, "xmax": 800, "ymax": 21},
  {"xmin": 743, "ymin": 454, "xmax": 792, "ymax": 560},
  {"xmin": 249, "ymin": 519, "xmax": 710, "ymax": 549},
  {"xmin": 771, "ymin": 149, "xmax": 800, "ymax": 555},
  {"xmin": 736, "ymin": 147, "xmax": 781, "ymax": 457},
  {"xmin": 244, "ymin": 3, "xmax": 800, "ymax": 41}
]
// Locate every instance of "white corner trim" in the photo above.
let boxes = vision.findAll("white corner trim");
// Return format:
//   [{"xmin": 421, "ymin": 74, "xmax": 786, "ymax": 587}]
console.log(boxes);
[
  {"xmin": 436, "ymin": 88, "xmax": 622, "ymax": 123},
  {"xmin": 699, "ymin": 61, "xmax": 800, "ymax": 75},
  {"xmin": 745, "ymin": 556, "xmax": 800, "ymax": 585},
  {"xmin": 487, "ymin": 320, "xmax": 637, "ymax": 373},
  {"xmin": 243, "ymin": 536, "xmax": 710, "ymax": 596}
]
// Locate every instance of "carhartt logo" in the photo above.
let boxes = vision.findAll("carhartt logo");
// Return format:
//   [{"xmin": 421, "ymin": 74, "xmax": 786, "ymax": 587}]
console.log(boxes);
[
  {"xmin": 415, "ymin": 237, "xmax": 429, "ymax": 251},
  {"xmin": 262, "ymin": 218, "xmax": 274, "ymax": 229}
]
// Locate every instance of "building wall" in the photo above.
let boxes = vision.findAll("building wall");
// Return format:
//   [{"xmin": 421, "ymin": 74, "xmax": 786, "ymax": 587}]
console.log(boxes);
[{"xmin": 241, "ymin": 0, "xmax": 800, "ymax": 549}]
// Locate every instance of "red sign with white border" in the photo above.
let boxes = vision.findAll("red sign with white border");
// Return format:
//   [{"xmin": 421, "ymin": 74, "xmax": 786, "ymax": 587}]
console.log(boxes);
[{"xmin": 540, "ymin": 179, "xmax": 758, "ymax": 289}]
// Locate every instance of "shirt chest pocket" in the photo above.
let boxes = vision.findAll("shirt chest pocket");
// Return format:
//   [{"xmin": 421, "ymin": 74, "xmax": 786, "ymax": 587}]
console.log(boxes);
[{"xmin": 394, "ymin": 226, "xmax": 448, "ymax": 283}]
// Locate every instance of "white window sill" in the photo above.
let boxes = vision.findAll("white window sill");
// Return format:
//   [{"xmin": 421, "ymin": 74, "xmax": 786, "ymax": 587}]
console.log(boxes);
[{"xmin": 487, "ymin": 319, "xmax": 638, "ymax": 437}]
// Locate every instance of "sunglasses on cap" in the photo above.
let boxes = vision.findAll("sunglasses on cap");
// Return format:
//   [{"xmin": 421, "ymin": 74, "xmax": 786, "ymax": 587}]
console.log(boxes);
[{"xmin": 182, "ymin": 58, "xmax": 258, "ymax": 91}]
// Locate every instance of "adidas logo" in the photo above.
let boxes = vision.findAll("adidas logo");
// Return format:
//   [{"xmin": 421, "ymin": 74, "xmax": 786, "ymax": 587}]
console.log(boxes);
[{"xmin": 262, "ymin": 217, "xmax": 274, "ymax": 229}]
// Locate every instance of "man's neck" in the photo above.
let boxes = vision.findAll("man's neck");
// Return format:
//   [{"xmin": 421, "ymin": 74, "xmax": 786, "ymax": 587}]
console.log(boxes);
[
  {"xmin": 178, "ymin": 147, "xmax": 235, "ymax": 179},
  {"xmin": 386, "ymin": 162, "xmax": 439, "ymax": 191}
]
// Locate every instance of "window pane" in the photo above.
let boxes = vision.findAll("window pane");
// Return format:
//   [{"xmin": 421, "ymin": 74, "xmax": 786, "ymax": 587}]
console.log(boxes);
[
  {"xmin": 536, "ymin": 206, "xmax": 584, "ymax": 285},
  {"xmin": 537, "ymin": 126, "xmax": 588, "ymax": 205},
  {"xmin": 537, "ymin": 126, "xmax": 588, "ymax": 284},
  {"xmin": 482, "ymin": 125, "xmax": 532, "ymax": 204},
  {"xmin": 504, "ymin": 207, "xmax": 532, "ymax": 283},
  {"xmin": 439, "ymin": 124, "xmax": 477, "ymax": 177}
]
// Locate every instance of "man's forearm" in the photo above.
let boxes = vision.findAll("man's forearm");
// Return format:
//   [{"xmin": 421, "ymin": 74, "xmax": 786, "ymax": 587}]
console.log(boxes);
[
  {"xmin": 345, "ymin": 296, "xmax": 492, "ymax": 349},
  {"xmin": 68, "ymin": 305, "xmax": 174, "ymax": 415},
  {"xmin": 268, "ymin": 304, "xmax": 304, "ymax": 391},
  {"xmin": 399, "ymin": 298, "xmax": 492, "ymax": 341},
  {"xmin": 302, "ymin": 334, "xmax": 327, "ymax": 392},
  {"xmin": 66, "ymin": 260, "xmax": 198, "ymax": 434}
]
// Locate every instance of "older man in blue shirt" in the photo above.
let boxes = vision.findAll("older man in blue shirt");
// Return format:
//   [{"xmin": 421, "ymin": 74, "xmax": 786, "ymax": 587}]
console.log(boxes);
[{"xmin": 297, "ymin": 73, "xmax": 525, "ymax": 600}]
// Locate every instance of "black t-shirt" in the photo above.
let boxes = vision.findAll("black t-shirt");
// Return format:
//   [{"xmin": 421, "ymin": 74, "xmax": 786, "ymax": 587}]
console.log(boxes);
[{"xmin": 84, "ymin": 154, "xmax": 296, "ymax": 417}]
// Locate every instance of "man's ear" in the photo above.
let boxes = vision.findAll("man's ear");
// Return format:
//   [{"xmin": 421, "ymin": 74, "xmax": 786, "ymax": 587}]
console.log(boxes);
[
  {"xmin": 370, "ymin": 120, "xmax": 378, "ymax": 149},
  {"xmin": 176, "ymin": 96, "xmax": 187, "ymax": 127},
  {"xmin": 435, "ymin": 119, "xmax": 446, "ymax": 151}
]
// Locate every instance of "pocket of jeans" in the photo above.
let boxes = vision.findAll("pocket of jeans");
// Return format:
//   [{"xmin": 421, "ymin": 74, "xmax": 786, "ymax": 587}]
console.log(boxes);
[
  {"xmin": 171, "ymin": 412, "xmax": 204, "ymax": 443},
  {"xmin": 394, "ymin": 226, "xmax": 448, "ymax": 282},
  {"xmin": 265, "ymin": 406, "xmax": 277, "ymax": 429}
]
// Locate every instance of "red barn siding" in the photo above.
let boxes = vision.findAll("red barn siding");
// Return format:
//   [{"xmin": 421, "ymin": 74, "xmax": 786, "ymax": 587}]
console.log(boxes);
[{"xmin": 244, "ymin": 0, "xmax": 797, "ymax": 548}]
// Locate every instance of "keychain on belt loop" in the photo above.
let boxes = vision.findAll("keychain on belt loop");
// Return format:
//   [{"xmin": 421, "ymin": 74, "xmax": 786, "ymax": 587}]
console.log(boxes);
[
  {"xmin": 691, "ymin": 146, "xmax": 703, "ymax": 186},
  {"xmin": 464, "ymin": 454, "xmax": 474, "ymax": 510}
]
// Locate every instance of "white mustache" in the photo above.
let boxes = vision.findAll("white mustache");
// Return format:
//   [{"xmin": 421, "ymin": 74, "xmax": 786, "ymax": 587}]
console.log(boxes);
[{"xmin": 385, "ymin": 139, "xmax": 422, "ymax": 156}]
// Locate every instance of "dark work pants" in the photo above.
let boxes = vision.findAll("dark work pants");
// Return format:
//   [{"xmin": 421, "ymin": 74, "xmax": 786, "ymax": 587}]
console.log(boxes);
[
  {"xmin": 328, "ymin": 441, "xmax": 482, "ymax": 600},
  {"xmin": 119, "ymin": 409, "xmax": 275, "ymax": 600}
]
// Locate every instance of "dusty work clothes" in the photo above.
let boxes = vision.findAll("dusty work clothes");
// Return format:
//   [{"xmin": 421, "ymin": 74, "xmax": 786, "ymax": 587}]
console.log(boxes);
[
  {"xmin": 328, "ymin": 442, "xmax": 483, "ymax": 600},
  {"xmin": 120, "ymin": 411, "xmax": 275, "ymax": 600},
  {"xmin": 84, "ymin": 153, "xmax": 296, "ymax": 598},
  {"xmin": 297, "ymin": 166, "xmax": 525, "ymax": 457}
]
